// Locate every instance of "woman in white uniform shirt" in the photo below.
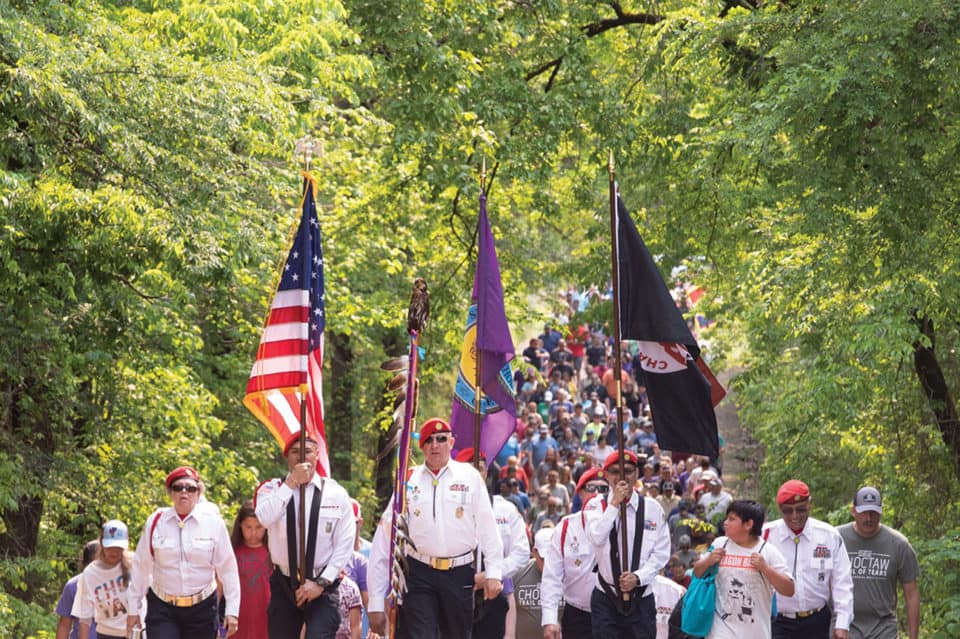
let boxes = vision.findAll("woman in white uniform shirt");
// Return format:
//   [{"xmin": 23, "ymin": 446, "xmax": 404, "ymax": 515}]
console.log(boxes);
[{"xmin": 127, "ymin": 466, "xmax": 240, "ymax": 639}]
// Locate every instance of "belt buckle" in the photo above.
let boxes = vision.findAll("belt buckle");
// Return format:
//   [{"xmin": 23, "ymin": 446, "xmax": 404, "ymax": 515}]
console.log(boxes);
[
  {"xmin": 175, "ymin": 595, "xmax": 193, "ymax": 607},
  {"xmin": 431, "ymin": 557, "xmax": 451, "ymax": 570},
  {"xmin": 797, "ymin": 609, "xmax": 814, "ymax": 618}
]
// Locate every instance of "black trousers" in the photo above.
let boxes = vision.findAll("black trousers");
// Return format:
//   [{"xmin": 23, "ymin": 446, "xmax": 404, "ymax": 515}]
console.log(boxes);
[
  {"xmin": 397, "ymin": 557, "xmax": 474, "ymax": 639},
  {"xmin": 561, "ymin": 604, "xmax": 593, "ymax": 635},
  {"xmin": 772, "ymin": 605, "xmax": 832, "ymax": 639},
  {"xmin": 590, "ymin": 588, "xmax": 656, "ymax": 639},
  {"xmin": 267, "ymin": 569, "xmax": 341, "ymax": 639},
  {"xmin": 145, "ymin": 590, "xmax": 218, "ymax": 639},
  {"xmin": 472, "ymin": 592, "xmax": 509, "ymax": 639}
]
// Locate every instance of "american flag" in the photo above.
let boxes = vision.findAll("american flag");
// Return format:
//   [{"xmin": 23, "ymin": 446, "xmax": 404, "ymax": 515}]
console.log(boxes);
[{"xmin": 243, "ymin": 175, "xmax": 330, "ymax": 476}]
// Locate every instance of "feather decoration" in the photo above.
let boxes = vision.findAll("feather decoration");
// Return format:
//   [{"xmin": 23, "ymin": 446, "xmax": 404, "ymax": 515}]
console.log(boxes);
[{"xmin": 387, "ymin": 278, "xmax": 428, "ymax": 606}]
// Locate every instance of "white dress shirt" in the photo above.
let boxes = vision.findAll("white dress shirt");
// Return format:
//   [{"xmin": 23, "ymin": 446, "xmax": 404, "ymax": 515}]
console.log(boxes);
[
  {"xmin": 255, "ymin": 474, "xmax": 356, "ymax": 584},
  {"xmin": 762, "ymin": 516, "xmax": 854, "ymax": 629},
  {"xmin": 584, "ymin": 490, "xmax": 671, "ymax": 597},
  {"xmin": 367, "ymin": 460, "xmax": 503, "ymax": 613},
  {"xmin": 128, "ymin": 505, "xmax": 240, "ymax": 617},
  {"xmin": 493, "ymin": 494, "xmax": 530, "ymax": 580},
  {"xmin": 540, "ymin": 509, "xmax": 596, "ymax": 626}
]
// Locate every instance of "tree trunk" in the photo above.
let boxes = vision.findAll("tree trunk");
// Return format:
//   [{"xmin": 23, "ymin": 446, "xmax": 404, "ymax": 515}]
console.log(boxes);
[
  {"xmin": 328, "ymin": 331, "xmax": 355, "ymax": 480},
  {"xmin": 913, "ymin": 314, "xmax": 960, "ymax": 478},
  {"xmin": 0, "ymin": 380, "xmax": 50, "ymax": 558}
]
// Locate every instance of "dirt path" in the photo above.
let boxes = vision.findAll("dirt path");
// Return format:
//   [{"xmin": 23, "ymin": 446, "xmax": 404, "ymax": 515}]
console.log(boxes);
[{"xmin": 715, "ymin": 368, "xmax": 763, "ymax": 500}]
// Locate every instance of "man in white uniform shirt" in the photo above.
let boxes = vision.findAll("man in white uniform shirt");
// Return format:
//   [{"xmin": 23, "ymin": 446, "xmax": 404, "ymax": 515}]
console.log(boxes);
[
  {"xmin": 763, "ymin": 480, "xmax": 854, "ymax": 639},
  {"xmin": 127, "ymin": 466, "xmax": 240, "ymax": 639},
  {"xmin": 255, "ymin": 434, "xmax": 357, "ymax": 639},
  {"xmin": 584, "ymin": 451, "xmax": 671, "ymax": 639},
  {"xmin": 368, "ymin": 418, "xmax": 504, "ymax": 639},
  {"xmin": 541, "ymin": 467, "xmax": 605, "ymax": 639},
  {"xmin": 454, "ymin": 447, "xmax": 530, "ymax": 639}
]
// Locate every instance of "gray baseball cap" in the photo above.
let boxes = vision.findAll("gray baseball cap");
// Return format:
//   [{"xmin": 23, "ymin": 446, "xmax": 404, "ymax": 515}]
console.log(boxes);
[{"xmin": 853, "ymin": 486, "xmax": 882, "ymax": 514}]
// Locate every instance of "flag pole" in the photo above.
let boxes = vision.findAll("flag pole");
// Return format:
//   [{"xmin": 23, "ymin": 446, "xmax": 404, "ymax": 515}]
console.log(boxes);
[
  {"xmin": 607, "ymin": 151, "xmax": 630, "ymax": 599},
  {"xmin": 294, "ymin": 136, "xmax": 317, "ymax": 587},
  {"xmin": 473, "ymin": 158, "xmax": 487, "ymax": 471}
]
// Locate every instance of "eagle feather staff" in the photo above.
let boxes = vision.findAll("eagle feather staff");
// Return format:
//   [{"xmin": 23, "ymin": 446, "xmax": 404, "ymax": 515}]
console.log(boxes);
[{"xmin": 385, "ymin": 277, "xmax": 429, "ymax": 613}]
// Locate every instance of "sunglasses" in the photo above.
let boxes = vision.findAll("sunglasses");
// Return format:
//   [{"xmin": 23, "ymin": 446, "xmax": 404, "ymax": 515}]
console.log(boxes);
[
  {"xmin": 424, "ymin": 434, "xmax": 449, "ymax": 445},
  {"xmin": 170, "ymin": 484, "xmax": 199, "ymax": 494},
  {"xmin": 780, "ymin": 505, "xmax": 810, "ymax": 516},
  {"xmin": 583, "ymin": 484, "xmax": 610, "ymax": 494}
]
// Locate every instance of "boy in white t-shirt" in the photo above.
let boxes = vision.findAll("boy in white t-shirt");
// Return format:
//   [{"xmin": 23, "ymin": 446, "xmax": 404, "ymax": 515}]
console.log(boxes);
[{"xmin": 693, "ymin": 500, "xmax": 794, "ymax": 639}]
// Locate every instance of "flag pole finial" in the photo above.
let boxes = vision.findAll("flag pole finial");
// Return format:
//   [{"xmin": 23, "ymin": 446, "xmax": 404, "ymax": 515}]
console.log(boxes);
[
  {"xmin": 480, "ymin": 156, "xmax": 487, "ymax": 193},
  {"xmin": 295, "ymin": 135, "xmax": 319, "ymax": 172},
  {"xmin": 608, "ymin": 150, "xmax": 615, "ymax": 180}
]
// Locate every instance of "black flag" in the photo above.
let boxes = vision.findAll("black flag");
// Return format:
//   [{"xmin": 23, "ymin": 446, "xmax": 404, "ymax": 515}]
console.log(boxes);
[{"xmin": 616, "ymin": 195, "xmax": 722, "ymax": 458}]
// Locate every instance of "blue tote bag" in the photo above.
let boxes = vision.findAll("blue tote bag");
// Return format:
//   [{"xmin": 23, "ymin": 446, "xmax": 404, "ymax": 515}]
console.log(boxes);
[{"xmin": 680, "ymin": 541, "xmax": 727, "ymax": 637}]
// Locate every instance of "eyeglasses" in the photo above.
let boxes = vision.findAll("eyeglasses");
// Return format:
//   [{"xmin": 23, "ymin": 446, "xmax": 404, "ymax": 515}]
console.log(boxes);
[
  {"xmin": 170, "ymin": 484, "xmax": 199, "ymax": 494},
  {"xmin": 424, "ymin": 435, "xmax": 449, "ymax": 445},
  {"xmin": 780, "ymin": 505, "xmax": 809, "ymax": 516},
  {"xmin": 583, "ymin": 484, "xmax": 609, "ymax": 494}
]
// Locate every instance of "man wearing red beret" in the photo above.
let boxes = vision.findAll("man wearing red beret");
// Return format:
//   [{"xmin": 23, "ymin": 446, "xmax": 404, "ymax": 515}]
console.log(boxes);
[
  {"xmin": 762, "ymin": 480, "xmax": 854, "ymax": 639},
  {"xmin": 367, "ymin": 418, "xmax": 504, "ymax": 639},
  {"xmin": 541, "ymin": 467, "xmax": 607, "ymax": 639},
  {"xmin": 255, "ymin": 434, "xmax": 357, "ymax": 638},
  {"xmin": 583, "ymin": 451, "xmax": 671, "ymax": 638}
]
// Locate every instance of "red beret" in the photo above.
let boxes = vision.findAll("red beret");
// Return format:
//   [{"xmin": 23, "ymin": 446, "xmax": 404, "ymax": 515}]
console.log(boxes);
[
  {"xmin": 776, "ymin": 480, "xmax": 811, "ymax": 506},
  {"xmin": 165, "ymin": 466, "xmax": 200, "ymax": 489},
  {"xmin": 282, "ymin": 432, "xmax": 319, "ymax": 457},
  {"xmin": 454, "ymin": 447, "xmax": 486, "ymax": 463},
  {"xmin": 418, "ymin": 418, "xmax": 452, "ymax": 448},
  {"xmin": 602, "ymin": 450, "xmax": 640, "ymax": 472},
  {"xmin": 575, "ymin": 467, "xmax": 605, "ymax": 494}
]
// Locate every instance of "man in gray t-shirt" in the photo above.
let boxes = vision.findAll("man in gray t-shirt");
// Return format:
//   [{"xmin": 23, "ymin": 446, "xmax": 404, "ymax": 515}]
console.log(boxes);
[{"xmin": 836, "ymin": 486, "xmax": 920, "ymax": 639}]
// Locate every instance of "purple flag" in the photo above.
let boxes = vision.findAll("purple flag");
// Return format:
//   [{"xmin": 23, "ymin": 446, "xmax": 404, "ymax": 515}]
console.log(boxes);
[{"xmin": 450, "ymin": 192, "xmax": 517, "ymax": 462}]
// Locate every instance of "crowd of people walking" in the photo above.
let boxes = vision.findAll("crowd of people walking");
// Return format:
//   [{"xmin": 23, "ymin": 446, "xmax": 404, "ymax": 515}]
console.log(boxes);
[{"xmin": 53, "ymin": 316, "xmax": 920, "ymax": 639}]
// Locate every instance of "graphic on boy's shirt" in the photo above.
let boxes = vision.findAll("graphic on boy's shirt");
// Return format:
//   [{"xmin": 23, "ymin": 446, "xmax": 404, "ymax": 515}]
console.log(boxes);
[
  {"xmin": 717, "ymin": 553, "xmax": 763, "ymax": 624},
  {"xmin": 720, "ymin": 577, "xmax": 756, "ymax": 624}
]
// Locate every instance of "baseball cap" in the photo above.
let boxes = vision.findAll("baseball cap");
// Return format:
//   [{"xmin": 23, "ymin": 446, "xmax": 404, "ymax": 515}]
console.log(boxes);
[
  {"xmin": 101, "ymin": 520, "xmax": 129, "ymax": 549},
  {"xmin": 534, "ymin": 527, "xmax": 556, "ymax": 556},
  {"xmin": 853, "ymin": 486, "xmax": 882, "ymax": 514}
]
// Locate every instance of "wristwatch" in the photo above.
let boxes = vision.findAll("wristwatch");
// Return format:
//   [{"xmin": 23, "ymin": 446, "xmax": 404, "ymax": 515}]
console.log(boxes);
[{"xmin": 315, "ymin": 577, "xmax": 332, "ymax": 589}]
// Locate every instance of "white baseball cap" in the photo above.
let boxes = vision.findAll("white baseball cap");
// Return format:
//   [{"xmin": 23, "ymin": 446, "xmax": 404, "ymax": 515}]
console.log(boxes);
[
  {"xmin": 534, "ymin": 527, "xmax": 556, "ymax": 556},
  {"xmin": 101, "ymin": 520, "xmax": 129, "ymax": 549}
]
